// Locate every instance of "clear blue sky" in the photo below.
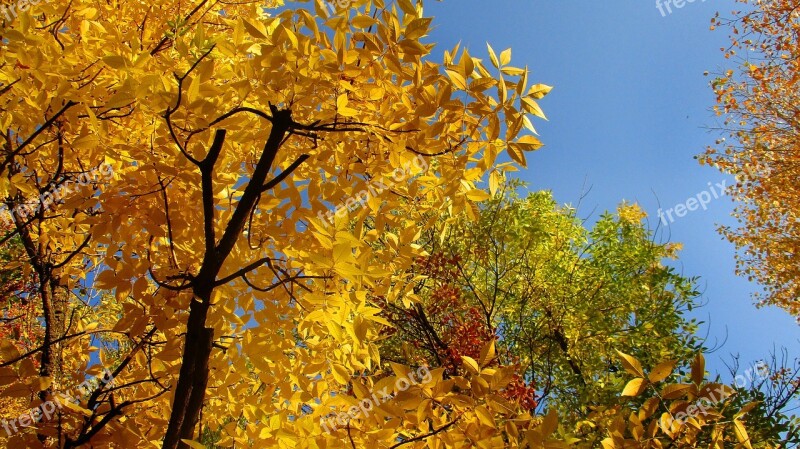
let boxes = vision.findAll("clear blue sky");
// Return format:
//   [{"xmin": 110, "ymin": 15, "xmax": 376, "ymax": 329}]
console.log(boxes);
[{"xmin": 425, "ymin": 0, "xmax": 799, "ymax": 377}]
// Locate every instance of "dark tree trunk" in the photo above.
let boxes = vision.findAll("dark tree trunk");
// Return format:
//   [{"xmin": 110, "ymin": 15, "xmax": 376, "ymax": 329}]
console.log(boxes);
[{"xmin": 162, "ymin": 109, "xmax": 293, "ymax": 449}]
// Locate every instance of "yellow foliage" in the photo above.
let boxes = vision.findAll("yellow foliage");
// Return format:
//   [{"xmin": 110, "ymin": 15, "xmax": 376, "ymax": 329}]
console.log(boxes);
[{"xmin": 0, "ymin": 0, "xmax": 552, "ymax": 447}]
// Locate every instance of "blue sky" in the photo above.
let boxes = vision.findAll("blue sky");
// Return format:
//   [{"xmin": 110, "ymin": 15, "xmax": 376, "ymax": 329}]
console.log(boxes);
[{"xmin": 424, "ymin": 0, "xmax": 799, "ymax": 377}]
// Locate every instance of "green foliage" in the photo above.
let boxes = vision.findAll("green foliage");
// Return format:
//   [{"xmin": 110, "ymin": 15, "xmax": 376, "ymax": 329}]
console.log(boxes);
[
  {"xmin": 373, "ymin": 181, "xmax": 800, "ymax": 447},
  {"xmin": 440, "ymin": 184, "xmax": 700, "ymax": 418}
]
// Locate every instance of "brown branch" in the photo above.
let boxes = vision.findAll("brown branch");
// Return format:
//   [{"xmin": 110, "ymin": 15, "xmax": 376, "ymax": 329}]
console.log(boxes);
[
  {"xmin": 388, "ymin": 417, "xmax": 460, "ymax": 449},
  {"xmin": 0, "ymin": 329, "xmax": 131, "ymax": 368},
  {"xmin": 157, "ymin": 174, "xmax": 181, "ymax": 269},
  {"xmin": 3, "ymin": 101, "xmax": 77, "ymax": 171},
  {"xmin": 214, "ymin": 257, "xmax": 272, "ymax": 287},
  {"xmin": 0, "ymin": 78, "xmax": 20, "ymax": 97},
  {"xmin": 65, "ymin": 327, "xmax": 161, "ymax": 448},
  {"xmin": 261, "ymin": 154, "xmax": 310, "ymax": 192},
  {"xmin": 213, "ymin": 106, "xmax": 291, "ymax": 264},
  {"xmin": 149, "ymin": 0, "xmax": 210, "ymax": 56},
  {"xmin": 85, "ymin": 327, "xmax": 158, "ymax": 410},
  {"xmin": 200, "ymin": 129, "xmax": 226, "ymax": 257},
  {"xmin": 162, "ymin": 45, "xmax": 217, "ymax": 166},
  {"xmin": 347, "ymin": 423, "xmax": 357, "ymax": 449},
  {"xmin": 208, "ymin": 107, "xmax": 273, "ymax": 127},
  {"xmin": 52, "ymin": 234, "xmax": 92, "ymax": 269}
]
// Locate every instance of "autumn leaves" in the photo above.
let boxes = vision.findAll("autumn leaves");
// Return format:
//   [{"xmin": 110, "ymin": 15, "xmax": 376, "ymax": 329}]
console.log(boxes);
[
  {"xmin": 705, "ymin": 0, "xmax": 800, "ymax": 318},
  {"xmin": 1, "ymin": 368, "xmax": 115, "ymax": 438},
  {"xmin": 1, "ymin": 0, "xmax": 730, "ymax": 447},
  {"xmin": 316, "ymin": 154, "xmax": 428, "ymax": 225},
  {"xmin": 0, "ymin": 0, "xmax": 46, "ymax": 26},
  {"xmin": 613, "ymin": 351, "xmax": 765, "ymax": 447},
  {"xmin": 319, "ymin": 365, "xmax": 433, "ymax": 434},
  {"xmin": 0, "ymin": 162, "xmax": 113, "ymax": 227}
]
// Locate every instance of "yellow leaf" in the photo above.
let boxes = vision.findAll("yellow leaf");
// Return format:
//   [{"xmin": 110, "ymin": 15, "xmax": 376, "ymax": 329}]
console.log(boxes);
[
  {"xmin": 351, "ymin": 15, "xmax": 376, "ymax": 28},
  {"xmin": 540, "ymin": 408, "xmax": 558, "ymax": 437},
  {"xmin": 475, "ymin": 405, "xmax": 495, "ymax": 427},
  {"xmin": 398, "ymin": 39, "xmax": 428, "ymax": 56},
  {"xmin": 0, "ymin": 367, "xmax": 16, "ymax": 387},
  {"xmin": 281, "ymin": 26, "xmax": 298, "ymax": 49},
  {"xmin": 187, "ymin": 75, "xmax": 201, "ymax": 104},
  {"xmin": 516, "ymin": 135, "xmax": 544, "ymax": 151},
  {"xmin": 616, "ymin": 350, "xmax": 644, "ymax": 377},
  {"xmin": 600, "ymin": 437, "xmax": 616, "ymax": 449},
  {"xmin": 73, "ymin": 134, "xmax": 100, "ymax": 150},
  {"xmin": 499, "ymin": 48, "xmax": 512, "ymax": 66},
  {"xmin": 735, "ymin": 401, "xmax": 760, "ymax": 418},
  {"xmin": 507, "ymin": 143, "xmax": 527, "ymax": 167},
  {"xmin": 461, "ymin": 356, "xmax": 480, "ymax": 375},
  {"xmin": 502, "ymin": 67, "xmax": 527, "ymax": 77},
  {"xmin": 336, "ymin": 93, "xmax": 348, "ymax": 110},
  {"xmin": 405, "ymin": 18, "xmax": 432, "ymax": 39},
  {"xmin": 77, "ymin": 7, "xmax": 99, "ymax": 19},
  {"xmin": 639, "ymin": 397, "xmax": 660, "ymax": 421},
  {"xmin": 397, "ymin": 0, "xmax": 417, "ymax": 15},
  {"xmin": 181, "ymin": 440, "xmax": 207, "ymax": 449},
  {"xmin": 446, "ymin": 69, "xmax": 467, "ymax": 90},
  {"xmin": 621, "ymin": 378, "xmax": 647, "ymax": 397},
  {"xmin": 102, "ymin": 55, "xmax": 127, "ymax": 69},
  {"xmin": 242, "ymin": 18, "xmax": 268, "ymax": 38},
  {"xmin": 336, "ymin": 93, "xmax": 358, "ymax": 117},
  {"xmin": 528, "ymin": 83, "xmax": 553, "ymax": 99},
  {"xmin": 0, "ymin": 340, "xmax": 21, "ymax": 363},
  {"xmin": 32, "ymin": 376, "xmax": 52, "ymax": 392},
  {"xmin": 522, "ymin": 97, "xmax": 547, "ymax": 120},
  {"xmin": 469, "ymin": 77, "xmax": 496, "ymax": 92},
  {"xmin": 489, "ymin": 171, "xmax": 500, "ymax": 196},
  {"xmin": 94, "ymin": 270, "xmax": 118, "ymax": 289},
  {"xmin": 332, "ymin": 363, "xmax": 350, "ymax": 384},
  {"xmin": 389, "ymin": 362, "xmax": 411, "ymax": 380},
  {"xmin": 661, "ymin": 383, "xmax": 694, "ymax": 400},
  {"xmin": 487, "ymin": 43, "xmax": 499, "ymax": 68},
  {"xmin": 691, "ymin": 353, "xmax": 705, "ymax": 385},
  {"xmin": 3, "ymin": 382, "xmax": 33, "ymax": 398},
  {"xmin": 479, "ymin": 340, "xmax": 496, "ymax": 368},
  {"xmin": 466, "ymin": 189, "xmax": 490, "ymax": 202},
  {"xmin": 733, "ymin": 419, "xmax": 753, "ymax": 449},
  {"xmin": 648, "ymin": 360, "xmax": 676, "ymax": 383},
  {"xmin": 105, "ymin": 89, "xmax": 135, "ymax": 109}
]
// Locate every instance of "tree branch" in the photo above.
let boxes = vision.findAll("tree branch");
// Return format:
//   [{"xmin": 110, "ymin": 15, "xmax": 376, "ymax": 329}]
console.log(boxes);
[{"xmin": 388, "ymin": 417, "xmax": 460, "ymax": 449}]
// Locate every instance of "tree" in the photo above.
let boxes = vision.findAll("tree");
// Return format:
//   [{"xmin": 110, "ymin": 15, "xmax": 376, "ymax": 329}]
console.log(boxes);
[
  {"xmin": 0, "ymin": 0, "xmax": 767, "ymax": 447},
  {"xmin": 376, "ymin": 182, "xmax": 793, "ymax": 448},
  {"xmin": 722, "ymin": 348, "xmax": 800, "ymax": 447},
  {"xmin": 0, "ymin": 219, "xmax": 40, "ymax": 356},
  {"xmin": 1, "ymin": 0, "xmax": 552, "ymax": 447},
  {"xmin": 703, "ymin": 0, "xmax": 800, "ymax": 318},
  {"xmin": 379, "ymin": 184, "xmax": 703, "ymax": 419},
  {"xmin": 0, "ymin": 218, "xmax": 44, "ymax": 435}
]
